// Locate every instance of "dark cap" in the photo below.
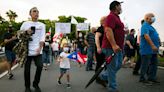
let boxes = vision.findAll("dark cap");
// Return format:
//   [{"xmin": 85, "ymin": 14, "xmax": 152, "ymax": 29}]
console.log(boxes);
[{"xmin": 109, "ymin": 1, "xmax": 123, "ymax": 10}]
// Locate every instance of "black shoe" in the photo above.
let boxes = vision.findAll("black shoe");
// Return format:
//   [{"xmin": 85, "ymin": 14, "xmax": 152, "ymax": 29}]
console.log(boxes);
[
  {"xmin": 33, "ymin": 84, "xmax": 41, "ymax": 92},
  {"xmin": 57, "ymin": 80, "xmax": 62, "ymax": 85},
  {"xmin": 139, "ymin": 80, "xmax": 153, "ymax": 86},
  {"xmin": 96, "ymin": 77, "xmax": 107, "ymax": 87},
  {"xmin": 67, "ymin": 83, "xmax": 71, "ymax": 88},
  {"xmin": 133, "ymin": 71, "xmax": 139, "ymax": 75},
  {"xmin": 148, "ymin": 80, "xmax": 160, "ymax": 84},
  {"xmin": 25, "ymin": 88, "xmax": 31, "ymax": 92},
  {"xmin": 8, "ymin": 73, "xmax": 14, "ymax": 79}
]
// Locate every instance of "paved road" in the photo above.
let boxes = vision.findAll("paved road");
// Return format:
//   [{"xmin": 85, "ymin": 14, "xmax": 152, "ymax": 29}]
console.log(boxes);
[{"xmin": 0, "ymin": 61, "xmax": 164, "ymax": 92}]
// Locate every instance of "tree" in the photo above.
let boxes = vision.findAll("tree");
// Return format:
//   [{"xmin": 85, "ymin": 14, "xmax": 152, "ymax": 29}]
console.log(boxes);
[
  {"xmin": 6, "ymin": 10, "xmax": 18, "ymax": 22},
  {"xmin": 0, "ymin": 14, "xmax": 5, "ymax": 24}
]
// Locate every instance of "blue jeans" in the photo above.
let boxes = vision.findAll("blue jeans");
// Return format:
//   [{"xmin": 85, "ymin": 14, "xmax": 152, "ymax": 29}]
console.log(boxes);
[
  {"xmin": 140, "ymin": 54, "xmax": 158, "ymax": 81},
  {"xmin": 102, "ymin": 48, "xmax": 123, "ymax": 91},
  {"xmin": 42, "ymin": 51, "xmax": 50, "ymax": 64},
  {"xmin": 86, "ymin": 46, "xmax": 95, "ymax": 70}
]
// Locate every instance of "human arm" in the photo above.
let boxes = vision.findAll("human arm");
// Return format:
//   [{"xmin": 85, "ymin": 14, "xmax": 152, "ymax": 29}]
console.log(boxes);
[
  {"xmin": 95, "ymin": 32, "xmax": 102, "ymax": 54},
  {"xmin": 105, "ymin": 27, "xmax": 121, "ymax": 53},
  {"xmin": 144, "ymin": 34, "xmax": 158, "ymax": 51}
]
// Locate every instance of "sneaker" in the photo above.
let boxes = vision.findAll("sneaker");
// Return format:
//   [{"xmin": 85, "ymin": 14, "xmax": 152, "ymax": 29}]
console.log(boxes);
[
  {"xmin": 8, "ymin": 73, "xmax": 13, "ymax": 79},
  {"xmin": 47, "ymin": 63, "xmax": 50, "ymax": 66},
  {"xmin": 33, "ymin": 85, "xmax": 41, "ymax": 92},
  {"xmin": 25, "ymin": 88, "xmax": 31, "ymax": 92},
  {"xmin": 57, "ymin": 80, "xmax": 62, "ymax": 85},
  {"xmin": 67, "ymin": 84, "xmax": 71, "ymax": 88}
]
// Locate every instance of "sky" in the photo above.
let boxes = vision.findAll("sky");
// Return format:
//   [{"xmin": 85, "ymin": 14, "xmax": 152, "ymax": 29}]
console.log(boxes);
[{"xmin": 0, "ymin": 0, "xmax": 164, "ymax": 41}]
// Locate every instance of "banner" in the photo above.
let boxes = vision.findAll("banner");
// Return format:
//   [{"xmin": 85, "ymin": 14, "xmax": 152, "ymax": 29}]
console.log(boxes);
[
  {"xmin": 77, "ymin": 23, "xmax": 90, "ymax": 31},
  {"xmin": 55, "ymin": 23, "xmax": 71, "ymax": 33}
]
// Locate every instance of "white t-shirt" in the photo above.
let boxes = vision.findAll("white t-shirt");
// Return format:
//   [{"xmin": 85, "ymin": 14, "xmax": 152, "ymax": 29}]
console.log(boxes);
[
  {"xmin": 59, "ymin": 52, "xmax": 70, "ymax": 69},
  {"xmin": 51, "ymin": 42, "xmax": 59, "ymax": 51},
  {"xmin": 20, "ymin": 21, "xmax": 46, "ymax": 56}
]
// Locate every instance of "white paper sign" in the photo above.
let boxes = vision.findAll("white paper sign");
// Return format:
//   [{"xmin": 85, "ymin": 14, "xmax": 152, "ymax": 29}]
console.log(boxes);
[
  {"xmin": 77, "ymin": 23, "xmax": 89, "ymax": 31},
  {"xmin": 55, "ymin": 23, "xmax": 71, "ymax": 33}
]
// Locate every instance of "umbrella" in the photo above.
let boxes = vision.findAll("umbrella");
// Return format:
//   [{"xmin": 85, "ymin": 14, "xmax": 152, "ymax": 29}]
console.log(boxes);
[{"xmin": 85, "ymin": 53, "xmax": 115, "ymax": 89}]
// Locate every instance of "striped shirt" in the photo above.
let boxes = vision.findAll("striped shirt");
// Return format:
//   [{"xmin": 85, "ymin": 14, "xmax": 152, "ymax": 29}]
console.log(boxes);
[{"xmin": 86, "ymin": 32, "xmax": 95, "ymax": 47}]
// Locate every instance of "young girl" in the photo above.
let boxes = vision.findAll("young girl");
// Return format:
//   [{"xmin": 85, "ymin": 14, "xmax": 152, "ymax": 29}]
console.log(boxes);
[{"xmin": 57, "ymin": 43, "xmax": 71, "ymax": 88}]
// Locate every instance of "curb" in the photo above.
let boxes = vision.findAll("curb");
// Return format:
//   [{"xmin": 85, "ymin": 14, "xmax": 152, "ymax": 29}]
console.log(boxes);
[
  {"xmin": 0, "ymin": 63, "xmax": 19, "ymax": 79},
  {"xmin": 158, "ymin": 66, "xmax": 164, "ymax": 69}
]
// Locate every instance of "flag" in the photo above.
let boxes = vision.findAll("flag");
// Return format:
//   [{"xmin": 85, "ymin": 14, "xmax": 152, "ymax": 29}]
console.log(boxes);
[
  {"xmin": 52, "ymin": 33, "xmax": 63, "ymax": 42},
  {"xmin": 77, "ymin": 52, "xmax": 87, "ymax": 63},
  {"xmin": 67, "ymin": 51, "xmax": 87, "ymax": 64},
  {"xmin": 46, "ymin": 28, "xmax": 51, "ymax": 36},
  {"xmin": 49, "ymin": 27, "xmax": 51, "ymax": 35},
  {"xmin": 71, "ymin": 16, "xmax": 78, "ymax": 24}
]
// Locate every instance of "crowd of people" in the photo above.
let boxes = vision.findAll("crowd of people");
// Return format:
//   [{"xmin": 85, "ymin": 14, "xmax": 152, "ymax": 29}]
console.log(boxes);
[{"xmin": 2, "ymin": 1, "xmax": 161, "ymax": 92}]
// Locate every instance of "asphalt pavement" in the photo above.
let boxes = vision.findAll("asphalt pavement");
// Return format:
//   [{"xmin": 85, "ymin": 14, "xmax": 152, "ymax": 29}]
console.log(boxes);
[{"xmin": 0, "ymin": 61, "xmax": 164, "ymax": 92}]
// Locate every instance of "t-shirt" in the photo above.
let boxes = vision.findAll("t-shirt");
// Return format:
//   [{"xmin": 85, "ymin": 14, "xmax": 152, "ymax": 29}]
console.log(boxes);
[
  {"xmin": 20, "ymin": 21, "xmax": 45, "ymax": 56},
  {"xmin": 102, "ymin": 11, "xmax": 125, "ymax": 49},
  {"xmin": 140, "ymin": 22, "xmax": 160, "ymax": 55},
  {"xmin": 59, "ymin": 52, "xmax": 70, "ymax": 69},
  {"xmin": 124, "ymin": 34, "xmax": 135, "ymax": 49},
  {"xmin": 43, "ymin": 40, "xmax": 50, "ymax": 52},
  {"xmin": 3, "ymin": 32, "xmax": 17, "ymax": 51},
  {"xmin": 51, "ymin": 42, "xmax": 59, "ymax": 51},
  {"xmin": 85, "ymin": 32, "xmax": 95, "ymax": 47},
  {"xmin": 95, "ymin": 25, "xmax": 104, "ymax": 46}
]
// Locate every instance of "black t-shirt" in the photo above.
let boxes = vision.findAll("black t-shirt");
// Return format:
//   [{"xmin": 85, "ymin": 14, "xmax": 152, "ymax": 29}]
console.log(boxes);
[
  {"xmin": 77, "ymin": 37, "xmax": 85, "ymax": 48},
  {"xmin": 3, "ymin": 32, "xmax": 17, "ymax": 51},
  {"xmin": 43, "ymin": 40, "xmax": 51, "ymax": 52},
  {"xmin": 125, "ymin": 34, "xmax": 135, "ymax": 49},
  {"xmin": 95, "ymin": 25, "xmax": 104, "ymax": 46}
]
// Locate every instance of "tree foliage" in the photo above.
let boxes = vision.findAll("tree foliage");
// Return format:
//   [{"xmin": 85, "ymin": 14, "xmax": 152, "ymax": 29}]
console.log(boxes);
[
  {"xmin": 0, "ymin": 10, "xmax": 88, "ymax": 45},
  {"xmin": 6, "ymin": 10, "xmax": 18, "ymax": 22}
]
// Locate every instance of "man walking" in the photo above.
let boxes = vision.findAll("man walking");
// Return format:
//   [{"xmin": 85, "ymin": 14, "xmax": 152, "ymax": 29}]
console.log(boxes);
[
  {"xmin": 102, "ymin": 1, "xmax": 124, "ymax": 92},
  {"xmin": 139, "ymin": 13, "xmax": 160, "ymax": 84},
  {"xmin": 20, "ymin": 7, "xmax": 45, "ymax": 92}
]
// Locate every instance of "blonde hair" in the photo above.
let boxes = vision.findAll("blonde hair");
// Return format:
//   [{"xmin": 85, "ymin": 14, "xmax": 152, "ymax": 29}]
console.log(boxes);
[{"xmin": 63, "ymin": 43, "xmax": 68, "ymax": 47}]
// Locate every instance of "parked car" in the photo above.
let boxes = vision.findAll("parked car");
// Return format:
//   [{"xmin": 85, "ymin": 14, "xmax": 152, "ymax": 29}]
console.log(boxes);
[{"xmin": 159, "ymin": 46, "xmax": 164, "ymax": 57}]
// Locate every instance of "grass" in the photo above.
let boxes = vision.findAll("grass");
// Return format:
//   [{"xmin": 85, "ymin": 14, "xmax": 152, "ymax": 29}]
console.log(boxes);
[{"xmin": 158, "ymin": 56, "xmax": 164, "ymax": 66}]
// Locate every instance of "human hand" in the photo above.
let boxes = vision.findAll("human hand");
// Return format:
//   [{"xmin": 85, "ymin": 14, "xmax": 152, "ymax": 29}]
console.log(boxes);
[
  {"xmin": 130, "ymin": 45, "xmax": 134, "ymax": 49},
  {"xmin": 112, "ymin": 45, "xmax": 121, "ymax": 53},
  {"xmin": 26, "ymin": 28, "xmax": 33, "ymax": 35},
  {"xmin": 36, "ymin": 47, "xmax": 41, "ymax": 55},
  {"xmin": 151, "ymin": 45, "xmax": 158, "ymax": 51},
  {"xmin": 12, "ymin": 36, "xmax": 17, "ymax": 40},
  {"xmin": 97, "ymin": 47, "xmax": 102, "ymax": 54}
]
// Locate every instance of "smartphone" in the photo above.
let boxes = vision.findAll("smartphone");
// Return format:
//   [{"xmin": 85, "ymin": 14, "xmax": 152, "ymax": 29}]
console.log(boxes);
[{"xmin": 31, "ymin": 26, "xmax": 35, "ymax": 34}]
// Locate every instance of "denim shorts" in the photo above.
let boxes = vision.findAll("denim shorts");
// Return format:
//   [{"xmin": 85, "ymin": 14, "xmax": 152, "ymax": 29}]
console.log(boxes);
[
  {"xmin": 60, "ymin": 68, "xmax": 70, "ymax": 74},
  {"xmin": 5, "ymin": 50, "xmax": 16, "ymax": 63}
]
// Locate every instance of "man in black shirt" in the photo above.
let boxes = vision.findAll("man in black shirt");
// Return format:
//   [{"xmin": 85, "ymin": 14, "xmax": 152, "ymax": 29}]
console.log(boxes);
[{"xmin": 3, "ymin": 26, "xmax": 17, "ymax": 79}]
